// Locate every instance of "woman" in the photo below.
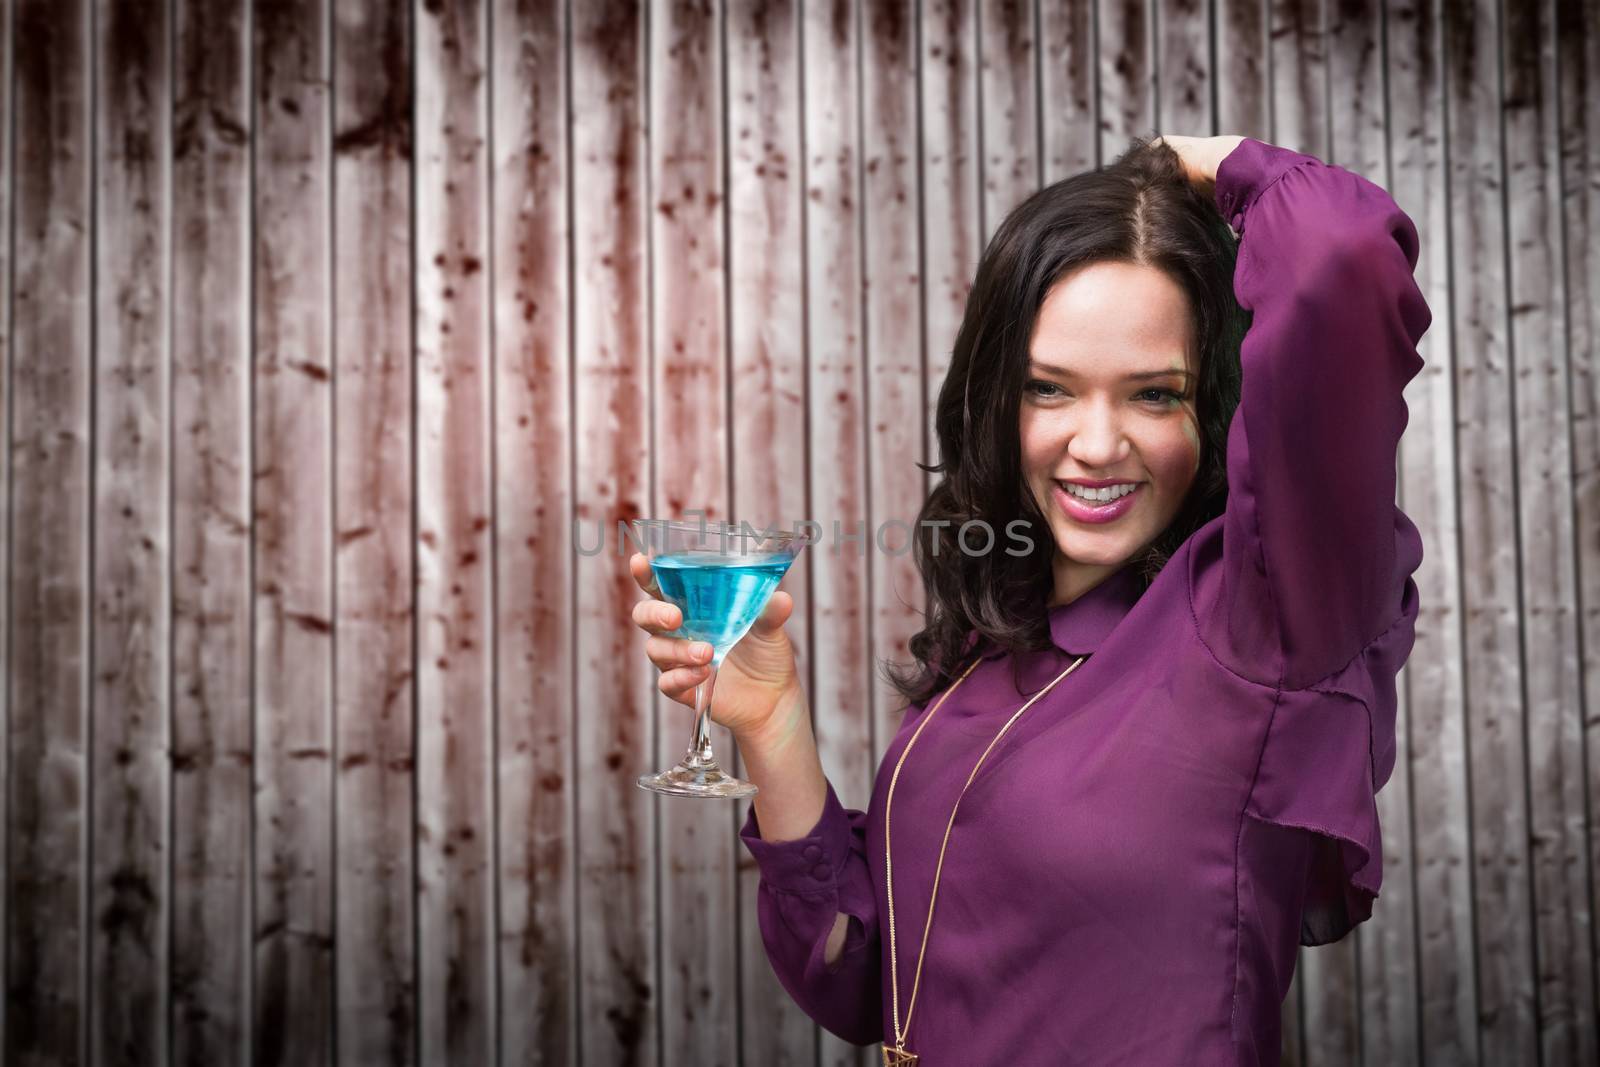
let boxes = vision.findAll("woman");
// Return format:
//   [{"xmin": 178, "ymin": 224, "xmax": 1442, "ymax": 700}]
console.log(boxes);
[{"xmin": 629, "ymin": 133, "xmax": 1430, "ymax": 1064}]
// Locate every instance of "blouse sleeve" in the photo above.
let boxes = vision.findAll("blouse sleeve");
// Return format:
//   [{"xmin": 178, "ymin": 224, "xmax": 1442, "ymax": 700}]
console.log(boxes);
[
  {"xmin": 1198, "ymin": 137, "xmax": 1432, "ymax": 690},
  {"xmin": 738, "ymin": 777, "xmax": 883, "ymax": 1046}
]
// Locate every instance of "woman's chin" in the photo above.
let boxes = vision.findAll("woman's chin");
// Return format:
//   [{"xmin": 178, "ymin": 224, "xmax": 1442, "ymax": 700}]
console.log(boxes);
[{"xmin": 1052, "ymin": 533, "xmax": 1137, "ymax": 569}]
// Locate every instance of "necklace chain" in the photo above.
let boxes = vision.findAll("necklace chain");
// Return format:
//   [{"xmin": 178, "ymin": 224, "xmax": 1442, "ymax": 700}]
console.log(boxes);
[{"xmin": 883, "ymin": 653, "xmax": 1087, "ymax": 1059}]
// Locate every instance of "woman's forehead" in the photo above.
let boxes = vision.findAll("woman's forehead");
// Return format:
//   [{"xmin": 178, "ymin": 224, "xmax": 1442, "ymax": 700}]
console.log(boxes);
[
  {"xmin": 1036, "ymin": 261, "xmax": 1190, "ymax": 326},
  {"xmin": 1031, "ymin": 264, "xmax": 1194, "ymax": 375}
]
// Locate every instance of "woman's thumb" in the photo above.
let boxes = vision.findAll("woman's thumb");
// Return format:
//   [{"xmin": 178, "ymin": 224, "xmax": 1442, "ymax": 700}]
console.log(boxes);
[{"xmin": 750, "ymin": 589, "xmax": 793, "ymax": 634}]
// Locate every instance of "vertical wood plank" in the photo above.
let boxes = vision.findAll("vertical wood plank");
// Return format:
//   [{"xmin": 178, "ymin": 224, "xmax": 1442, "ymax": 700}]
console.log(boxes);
[
  {"xmin": 919, "ymin": 0, "xmax": 980, "ymax": 482},
  {"xmin": 1363, "ymin": 645, "xmax": 1424, "ymax": 1066},
  {"xmin": 7, "ymin": 0, "xmax": 93, "ymax": 1062},
  {"xmin": 1331, "ymin": 7, "xmax": 1424, "ymax": 1063},
  {"xmin": 1097, "ymin": 0, "xmax": 1153, "ymax": 164},
  {"xmin": 1039, "ymin": 0, "xmax": 1096, "ymax": 181},
  {"xmin": 252, "ymin": 0, "xmax": 336, "ymax": 1062},
  {"xmin": 1503, "ymin": 0, "xmax": 1596, "ymax": 1060},
  {"xmin": 0, "ymin": 0, "xmax": 12, "ymax": 1048},
  {"xmin": 331, "ymin": 1, "xmax": 417, "ymax": 1064},
  {"xmin": 489, "ymin": 0, "xmax": 575, "ymax": 1063},
  {"xmin": 1268, "ymin": 0, "xmax": 1327, "ymax": 155},
  {"xmin": 571, "ymin": 2, "xmax": 658, "ymax": 1063},
  {"xmin": 648, "ymin": 0, "xmax": 740, "ymax": 1062},
  {"xmin": 979, "ymin": 0, "xmax": 1039, "ymax": 234},
  {"xmin": 862, "ymin": 0, "xmax": 923, "ymax": 776},
  {"xmin": 169, "ymin": 0, "xmax": 254, "ymax": 1060},
  {"xmin": 1389, "ymin": 0, "xmax": 1478, "ymax": 1057},
  {"xmin": 1328, "ymin": 18, "xmax": 1418, "ymax": 1055},
  {"xmin": 725, "ymin": 2, "xmax": 821, "ymax": 1061},
  {"xmin": 1294, "ymin": 2, "xmax": 1391, "ymax": 1063},
  {"xmin": 413, "ymin": 0, "xmax": 497, "ymax": 1062},
  {"xmin": 1444, "ymin": 0, "xmax": 1540, "ymax": 1058},
  {"xmin": 1560, "ymin": 0, "xmax": 1600, "ymax": 1061},
  {"xmin": 1216, "ymin": 0, "xmax": 1267, "ymax": 137},
  {"xmin": 1217, "ymin": 0, "xmax": 1271, "ymax": 143},
  {"xmin": 91, "ymin": 0, "xmax": 173, "ymax": 1060},
  {"xmin": 1155, "ymin": 0, "xmax": 1211, "ymax": 136},
  {"xmin": 802, "ymin": 2, "xmax": 872, "ymax": 1064},
  {"xmin": 1327, "ymin": 0, "xmax": 1386, "ymax": 182}
]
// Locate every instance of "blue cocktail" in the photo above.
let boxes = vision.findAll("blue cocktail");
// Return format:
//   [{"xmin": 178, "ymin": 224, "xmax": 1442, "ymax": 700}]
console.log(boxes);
[
  {"xmin": 650, "ymin": 554, "xmax": 791, "ymax": 663},
  {"xmin": 632, "ymin": 519, "xmax": 805, "ymax": 798}
]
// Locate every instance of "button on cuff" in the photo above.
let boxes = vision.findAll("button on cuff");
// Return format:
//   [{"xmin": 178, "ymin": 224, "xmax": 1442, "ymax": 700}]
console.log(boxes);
[{"xmin": 738, "ymin": 779, "xmax": 853, "ymax": 893}]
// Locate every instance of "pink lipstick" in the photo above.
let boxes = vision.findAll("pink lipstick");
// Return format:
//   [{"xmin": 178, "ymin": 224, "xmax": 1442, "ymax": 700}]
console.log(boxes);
[{"xmin": 1052, "ymin": 480, "xmax": 1143, "ymax": 524}]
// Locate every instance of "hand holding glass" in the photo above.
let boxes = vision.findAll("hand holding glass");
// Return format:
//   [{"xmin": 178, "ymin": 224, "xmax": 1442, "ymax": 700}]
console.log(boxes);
[{"xmin": 632, "ymin": 519, "xmax": 806, "ymax": 798}]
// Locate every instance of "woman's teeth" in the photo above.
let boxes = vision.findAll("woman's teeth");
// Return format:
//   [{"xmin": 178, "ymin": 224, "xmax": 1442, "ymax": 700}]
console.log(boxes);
[{"xmin": 1061, "ymin": 482, "xmax": 1138, "ymax": 503}]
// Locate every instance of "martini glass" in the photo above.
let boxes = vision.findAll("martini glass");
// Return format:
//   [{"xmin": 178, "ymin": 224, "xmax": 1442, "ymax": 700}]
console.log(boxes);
[{"xmin": 633, "ymin": 518, "xmax": 805, "ymax": 798}]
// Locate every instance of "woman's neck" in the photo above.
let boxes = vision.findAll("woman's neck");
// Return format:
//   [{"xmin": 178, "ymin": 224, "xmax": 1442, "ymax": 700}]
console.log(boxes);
[{"xmin": 1049, "ymin": 555, "xmax": 1127, "ymax": 608}]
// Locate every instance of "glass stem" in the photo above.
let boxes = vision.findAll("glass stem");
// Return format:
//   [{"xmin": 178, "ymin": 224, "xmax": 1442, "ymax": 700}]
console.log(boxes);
[{"xmin": 685, "ymin": 661, "xmax": 719, "ymax": 769}]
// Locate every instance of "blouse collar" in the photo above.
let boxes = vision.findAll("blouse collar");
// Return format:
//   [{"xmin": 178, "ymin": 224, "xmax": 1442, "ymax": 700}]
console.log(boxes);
[{"xmin": 966, "ymin": 564, "xmax": 1144, "ymax": 661}]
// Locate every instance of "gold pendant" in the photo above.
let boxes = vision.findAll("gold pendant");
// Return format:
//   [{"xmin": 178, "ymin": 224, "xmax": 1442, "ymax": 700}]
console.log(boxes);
[{"xmin": 882, "ymin": 1044, "xmax": 918, "ymax": 1065}]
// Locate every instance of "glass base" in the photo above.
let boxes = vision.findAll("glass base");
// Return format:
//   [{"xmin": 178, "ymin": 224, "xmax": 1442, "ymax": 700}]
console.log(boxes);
[{"xmin": 637, "ymin": 759, "xmax": 758, "ymax": 798}]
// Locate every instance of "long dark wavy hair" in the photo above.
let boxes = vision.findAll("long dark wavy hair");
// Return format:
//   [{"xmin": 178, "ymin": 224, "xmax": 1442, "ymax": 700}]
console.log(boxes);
[{"xmin": 885, "ymin": 134, "xmax": 1250, "ymax": 708}]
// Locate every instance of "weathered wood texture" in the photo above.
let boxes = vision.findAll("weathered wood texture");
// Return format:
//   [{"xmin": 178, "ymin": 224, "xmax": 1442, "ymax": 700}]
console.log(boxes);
[
  {"xmin": 414, "ymin": 0, "xmax": 497, "ymax": 1062},
  {"xmin": 334, "ymin": 2, "xmax": 417, "ymax": 1066},
  {"xmin": 10, "ymin": 0, "xmax": 92, "ymax": 1065},
  {"xmin": 490, "ymin": 0, "xmax": 574, "ymax": 1063},
  {"xmin": 725, "ymin": 5, "xmax": 819, "ymax": 1065},
  {"xmin": 0, "ymin": 0, "xmax": 11, "ymax": 1053},
  {"xmin": 3, "ymin": 1, "xmax": 1596, "ymax": 1064},
  {"xmin": 92, "ymin": 0, "xmax": 172, "ymax": 1065},
  {"xmin": 171, "ymin": 0, "xmax": 254, "ymax": 1062},
  {"xmin": 570, "ymin": 2, "xmax": 657, "ymax": 1064},
  {"xmin": 801, "ymin": 5, "xmax": 872, "ymax": 1064},
  {"xmin": 649, "ymin": 1, "xmax": 739, "ymax": 1064},
  {"xmin": 252, "ymin": 0, "xmax": 337, "ymax": 1063}
]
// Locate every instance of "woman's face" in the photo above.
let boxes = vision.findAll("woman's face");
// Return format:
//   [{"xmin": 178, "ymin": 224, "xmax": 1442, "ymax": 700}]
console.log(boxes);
[{"xmin": 1019, "ymin": 260, "xmax": 1202, "ymax": 605}]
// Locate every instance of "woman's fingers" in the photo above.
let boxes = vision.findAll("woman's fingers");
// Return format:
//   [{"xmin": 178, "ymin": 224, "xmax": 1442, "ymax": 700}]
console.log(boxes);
[
  {"xmin": 749, "ymin": 589, "xmax": 794, "ymax": 635},
  {"xmin": 629, "ymin": 591, "xmax": 681, "ymax": 635},
  {"xmin": 628, "ymin": 552, "xmax": 685, "ymax": 637},
  {"xmin": 629, "ymin": 552, "xmax": 662, "ymax": 596},
  {"xmin": 658, "ymin": 663, "xmax": 711, "ymax": 704},
  {"xmin": 629, "ymin": 552, "xmax": 706, "ymax": 706},
  {"xmin": 644, "ymin": 633, "xmax": 713, "ymax": 671},
  {"xmin": 1150, "ymin": 133, "xmax": 1245, "ymax": 185}
]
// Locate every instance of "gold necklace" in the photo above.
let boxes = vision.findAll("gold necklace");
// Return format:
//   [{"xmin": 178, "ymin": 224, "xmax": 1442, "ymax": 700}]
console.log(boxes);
[{"xmin": 882, "ymin": 653, "xmax": 1088, "ymax": 1065}]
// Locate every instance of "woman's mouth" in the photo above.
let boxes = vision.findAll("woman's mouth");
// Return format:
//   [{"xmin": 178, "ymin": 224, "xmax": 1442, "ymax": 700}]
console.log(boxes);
[{"xmin": 1053, "ymin": 481, "xmax": 1143, "ymax": 524}]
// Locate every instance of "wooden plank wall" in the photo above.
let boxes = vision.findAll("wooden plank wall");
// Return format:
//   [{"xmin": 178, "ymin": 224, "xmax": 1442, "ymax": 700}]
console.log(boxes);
[{"xmin": 1, "ymin": 0, "xmax": 1597, "ymax": 1064}]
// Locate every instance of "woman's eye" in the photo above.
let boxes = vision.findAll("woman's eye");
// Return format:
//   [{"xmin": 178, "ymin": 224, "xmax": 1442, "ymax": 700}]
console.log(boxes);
[{"xmin": 1027, "ymin": 381, "xmax": 1185, "ymax": 404}]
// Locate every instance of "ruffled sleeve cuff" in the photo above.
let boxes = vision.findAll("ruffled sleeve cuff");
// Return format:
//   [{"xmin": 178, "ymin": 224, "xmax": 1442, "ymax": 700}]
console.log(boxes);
[{"xmin": 1245, "ymin": 580, "xmax": 1419, "ymax": 945}]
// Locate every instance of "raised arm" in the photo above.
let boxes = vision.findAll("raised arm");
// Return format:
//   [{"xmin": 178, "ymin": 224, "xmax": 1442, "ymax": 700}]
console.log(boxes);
[{"xmin": 1195, "ymin": 137, "xmax": 1431, "ymax": 688}]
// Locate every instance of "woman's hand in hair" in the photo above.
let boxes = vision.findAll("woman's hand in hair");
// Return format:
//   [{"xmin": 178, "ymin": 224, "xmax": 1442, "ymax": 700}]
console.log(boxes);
[
  {"xmin": 628, "ymin": 551, "xmax": 807, "ymax": 746},
  {"xmin": 1151, "ymin": 134, "xmax": 1248, "ymax": 185}
]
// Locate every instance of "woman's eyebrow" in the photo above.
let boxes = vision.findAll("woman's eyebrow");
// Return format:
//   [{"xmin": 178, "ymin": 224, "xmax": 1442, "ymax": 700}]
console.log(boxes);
[{"xmin": 1028, "ymin": 360, "xmax": 1194, "ymax": 383}]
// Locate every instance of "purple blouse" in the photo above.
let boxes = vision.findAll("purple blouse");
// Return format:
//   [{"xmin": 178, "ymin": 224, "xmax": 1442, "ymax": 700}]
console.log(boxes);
[{"xmin": 738, "ymin": 138, "xmax": 1431, "ymax": 1064}]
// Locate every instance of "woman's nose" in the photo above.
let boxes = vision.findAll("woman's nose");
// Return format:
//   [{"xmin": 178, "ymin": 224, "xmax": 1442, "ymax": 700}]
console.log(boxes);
[{"xmin": 1066, "ymin": 404, "xmax": 1129, "ymax": 467}]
